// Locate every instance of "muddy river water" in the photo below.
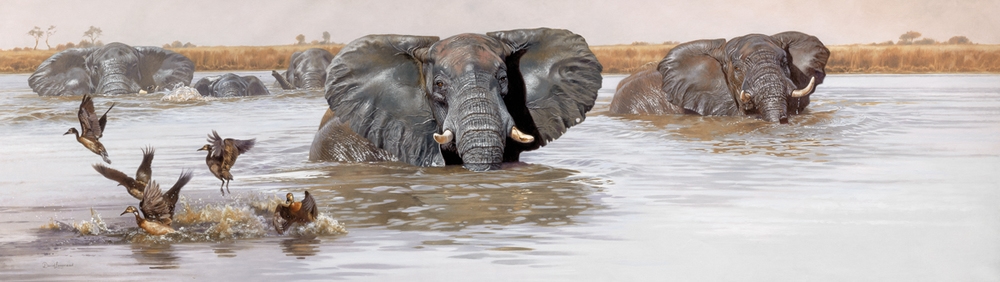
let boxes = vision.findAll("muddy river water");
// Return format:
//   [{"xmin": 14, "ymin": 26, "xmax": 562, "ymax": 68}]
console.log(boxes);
[{"xmin": 1, "ymin": 72, "xmax": 998, "ymax": 280}]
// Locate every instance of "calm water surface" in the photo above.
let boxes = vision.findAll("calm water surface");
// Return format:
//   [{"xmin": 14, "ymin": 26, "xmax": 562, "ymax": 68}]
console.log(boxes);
[{"xmin": 1, "ymin": 72, "xmax": 998, "ymax": 281}]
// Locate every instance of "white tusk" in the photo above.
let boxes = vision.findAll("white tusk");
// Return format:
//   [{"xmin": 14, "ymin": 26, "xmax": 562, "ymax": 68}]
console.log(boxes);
[
  {"xmin": 510, "ymin": 126, "xmax": 534, "ymax": 144},
  {"xmin": 790, "ymin": 76, "xmax": 816, "ymax": 98},
  {"xmin": 139, "ymin": 89, "xmax": 148, "ymax": 94},
  {"xmin": 433, "ymin": 130, "xmax": 453, "ymax": 144},
  {"xmin": 739, "ymin": 90, "xmax": 752, "ymax": 103}
]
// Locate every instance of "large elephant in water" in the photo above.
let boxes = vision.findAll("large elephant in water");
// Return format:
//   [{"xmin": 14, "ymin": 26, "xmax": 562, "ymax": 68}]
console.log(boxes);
[
  {"xmin": 29, "ymin": 42, "xmax": 194, "ymax": 96},
  {"xmin": 610, "ymin": 31, "xmax": 829, "ymax": 124},
  {"xmin": 310, "ymin": 28, "xmax": 603, "ymax": 171},
  {"xmin": 272, "ymin": 48, "xmax": 334, "ymax": 90},
  {"xmin": 194, "ymin": 73, "xmax": 270, "ymax": 97}
]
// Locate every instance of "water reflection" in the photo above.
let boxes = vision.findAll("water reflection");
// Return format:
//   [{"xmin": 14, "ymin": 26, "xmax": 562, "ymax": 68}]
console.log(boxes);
[
  {"xmin": 280, "ymin": 237, "xmax": 321, "ymax": 258},
  {"xmin": 281, "ymin": 162, "xmax": 603, "ymax": 232},
  {"xmin": 130, "ymin": 243, "xmax": 179, "ymax": 270}
]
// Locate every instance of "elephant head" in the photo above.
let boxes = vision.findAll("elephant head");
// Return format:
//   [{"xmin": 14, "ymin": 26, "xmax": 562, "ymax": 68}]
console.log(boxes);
[
  {"xmin": 322, "ymin": 28, "xmax": 602, "ymax": 171},
  {"xmin": 28, "ymin": 42, "xmax": 194, "ymax": 96},
  {"xmin": 274, "ymin": 48, "xmax": 334, "ymax": 90},
  {"xmin": 658, "ymin": 31, "xmax": 829, "ymax": 123},
  {"xmin": 194, "ymin": 73, "xmax": 270, "ymax": 97}
]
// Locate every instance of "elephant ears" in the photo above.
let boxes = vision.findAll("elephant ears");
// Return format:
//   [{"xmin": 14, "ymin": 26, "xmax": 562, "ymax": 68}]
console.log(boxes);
[
  {"xmin": 771, "ymin": 31, "xmax": 830, "ymax": 88},
  {"xmin": 488, "ymin": 28, "xmax": 602, "ymax": 149},
  {"xmin": 324, "ymin": 34, "xmax": 444, "ymax": 167},
  {"xmin": 28, "ymin": 48, "xmax": 98, "ymax": 96},
  {"xmin": 657, "ymin": 39, "xmax": 739, "ymax": 116},
  {"xmin": 134, "ymin": 46, "xmax": 195, "ymax": 91}
]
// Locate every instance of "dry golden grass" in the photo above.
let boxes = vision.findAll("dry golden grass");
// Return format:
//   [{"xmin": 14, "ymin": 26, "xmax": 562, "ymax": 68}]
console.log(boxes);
[
  {"xmin": 591, "ymin": 44, "xmax": 1000, "ymax": 74},
  {"xmin": 826, "ymin": 45, "xmax": 1000, "ymax": 73},
  {"xmin": 0, "ymin": 45, "xmax": 343, "ymax": 74},
  {"xmin": 590, "ymin": 44, "xmax": 676, "ymax": 74},
  {"xmin": 174, "ymin": 45, "xmax": 343, "ymax": 71},
  {"xmin": 3, "ymin": 44, "xmax": 999, "ymax": 74}
]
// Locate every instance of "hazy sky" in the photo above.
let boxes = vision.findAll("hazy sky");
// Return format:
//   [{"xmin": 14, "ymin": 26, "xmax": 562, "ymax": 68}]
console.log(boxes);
[{"xmin": 2, "ymin": 0, "xmax": 998, "ymax": 49}]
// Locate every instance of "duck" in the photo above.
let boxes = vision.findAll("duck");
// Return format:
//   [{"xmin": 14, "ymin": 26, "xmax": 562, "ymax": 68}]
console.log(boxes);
[
  {"xmin": 198, "ymin": 130, "xmax": 255, "ymax": 196},
  {"xmin": 120, "ymin": 206, "xmax": 174, "ymax": 236},
  {"xmin": 272, "ymin": 191, "xmax": 319, "ymax": 235},
  {"xmin": 65, "ymin": 94, "xmax": 114, "ymax": 164},
  {"xmin": 93, "ymin": 146, "xmax": 155, "ymax": 200},
  {"xmin": 120, "ymin": 170, "xmax": 193, "ymax": 235}
]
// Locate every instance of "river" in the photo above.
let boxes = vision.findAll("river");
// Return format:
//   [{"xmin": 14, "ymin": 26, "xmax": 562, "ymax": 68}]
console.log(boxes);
[{"xmin": 1, "ymin": 72, "xmax": 998, "ymax": 281}]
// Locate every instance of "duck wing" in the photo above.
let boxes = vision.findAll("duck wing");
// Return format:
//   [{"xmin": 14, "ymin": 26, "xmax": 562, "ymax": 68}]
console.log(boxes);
[
  {"xmin": 301, "ymin": 191, "xmax": 318, "ymax": 221},
  {"xmin": 78, "ymin": 95, "xmax": 100, "ymax": 139},
  {"xmin": 139, "ymin": 180, "xmax": 170, "ymax": 223},
  {"xmin": 135, "ymin": 146, "xmax": 155, "ymax": 185},
  {"xmin": 221, "ymin": 138, "xmax": 255, "ymax": 171},
  {"xmin": 92, "ymin": 163, "xmax": 140, "ymax": 197},
  {"xmin": 162, "ymin": 170, "xmax": 193, "ymax": 217},
  {"xmin": 208, "ymin": 130, "xmax": 225, "ymax": 158},
  {"xmin": 97, "ymin": 102, "xmax": 115, "ymax": 135}
]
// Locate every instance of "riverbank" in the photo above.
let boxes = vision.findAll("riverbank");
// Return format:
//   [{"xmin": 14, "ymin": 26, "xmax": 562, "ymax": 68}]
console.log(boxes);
[{"xmin": 2, "ymin": 44, "xmax": 998, "ymax": 74}]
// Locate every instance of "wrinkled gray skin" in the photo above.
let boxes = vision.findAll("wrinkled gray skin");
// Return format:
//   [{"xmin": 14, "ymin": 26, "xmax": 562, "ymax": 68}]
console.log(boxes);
[
  {"xmin": 314, "ymin": 28, "xmax": 603, "ymax": 171},
  {"xmin": 194, "ymin": 73, "xmax": 270, "ymax": 97},
  {"xmin": 29, "ymin": 42, "xmax": 194, "ymax": 96},
  {"xmin": 610, "ymin": 31, "xmax": 829, "ymax": 123},
  {"xmin": 273, "ymin": 48, "xmax": 334, "ymax": 90}
]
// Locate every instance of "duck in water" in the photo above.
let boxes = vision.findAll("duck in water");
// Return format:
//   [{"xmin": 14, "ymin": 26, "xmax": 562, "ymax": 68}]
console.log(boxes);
[
  {"xmin": 93, "ymin": 146, "xmax": 155, "ymax": 200},
  {"xmin": 65, "ymin": 94, "xmax": 114, "ymax": 164},
  {"xmin": 273, "ymin": 191, "xmax": 318, "ymax": 235},
  {"xmin": 120, "ymin": 170, "xmax": 193, "ymax": 235},
  {"xmin": 198, "ymin": 130, "xmax": 255, "ymax": 196}
]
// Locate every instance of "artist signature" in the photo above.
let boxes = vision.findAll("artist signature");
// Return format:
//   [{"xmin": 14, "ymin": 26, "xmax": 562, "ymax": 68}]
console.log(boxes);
[{"xmin": 42, "ymin": 261, "xmax": 73, "ymax": 269}]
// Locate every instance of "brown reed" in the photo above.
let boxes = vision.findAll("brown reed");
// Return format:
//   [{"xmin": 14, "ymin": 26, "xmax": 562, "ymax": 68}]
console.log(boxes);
[{"xmin": 3, "ymin": 44, "xmax": 999, "ymax": 74}]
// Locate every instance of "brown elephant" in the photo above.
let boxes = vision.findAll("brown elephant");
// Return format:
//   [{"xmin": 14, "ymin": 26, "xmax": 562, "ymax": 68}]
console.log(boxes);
[{"xmin": 610, "ymin": 31, "xmax": 830, "ymax": 124}]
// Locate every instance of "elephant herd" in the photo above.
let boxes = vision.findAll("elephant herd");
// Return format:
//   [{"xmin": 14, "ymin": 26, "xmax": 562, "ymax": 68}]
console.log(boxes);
[{"xmin": 30, "ymin": 28, "xmax": 830, "ymax": 172}]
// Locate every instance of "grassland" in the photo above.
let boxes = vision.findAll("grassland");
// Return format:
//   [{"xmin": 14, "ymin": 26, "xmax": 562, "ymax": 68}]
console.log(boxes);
[{"xmin": 2, "ymin": 44, "xmax": 998, "ymax": 74}]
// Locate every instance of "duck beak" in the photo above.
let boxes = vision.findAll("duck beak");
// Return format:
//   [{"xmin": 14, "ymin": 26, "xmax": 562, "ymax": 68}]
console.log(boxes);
[
  {"xmin": 120, "ymin": 210, "xmax": 129, "ymax": 216},
  {"xmin": 63, "ymin": 130, "xmax": 73, "ymax": 135}
]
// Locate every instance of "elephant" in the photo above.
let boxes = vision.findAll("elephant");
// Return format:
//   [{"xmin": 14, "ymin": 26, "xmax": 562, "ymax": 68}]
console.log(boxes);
[
  {"xmin": 272, "ymin": 48, "xmax": 334, "ymax": 90},
  {"xmin": 309, "ymin": 28, "xmax": 603, "ymax": 171},
  {"xmin": 609, "ymin": 31, "xmax": 830, "ymax": 124},
  {"xmin": 193, "ymin": 73, "xmax": 270, "ymax": 97},
  {"xmin": 28, "ymin": 42, "xmax": 194, "ymax": 96}
]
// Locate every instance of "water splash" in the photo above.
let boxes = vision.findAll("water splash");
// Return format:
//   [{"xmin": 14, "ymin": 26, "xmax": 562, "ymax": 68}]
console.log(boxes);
[
  {"xmin": 283, "ymin": 215, "xmax": 348, "ymax": 236},
  {"xmin": 160, "ymin": 86, "xmax": 211, "ymax": 102},
  {"xmin": 39, "ymin": 208, "xmax": 110, "ymax": 235}
]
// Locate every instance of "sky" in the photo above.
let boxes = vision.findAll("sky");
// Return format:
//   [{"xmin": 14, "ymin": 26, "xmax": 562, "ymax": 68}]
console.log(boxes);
[{"xmin": 2, "ymin": 0, "xmax": 998, "ymax": 50}]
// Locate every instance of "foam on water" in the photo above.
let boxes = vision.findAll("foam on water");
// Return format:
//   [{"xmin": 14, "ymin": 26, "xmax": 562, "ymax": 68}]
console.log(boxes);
[{"xmin": 160, "ymin": 86, "xmax": 212, "ymax": 102}]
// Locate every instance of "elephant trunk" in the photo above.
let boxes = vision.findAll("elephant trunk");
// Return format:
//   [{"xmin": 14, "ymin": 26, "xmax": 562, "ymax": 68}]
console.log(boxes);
[
  {"xmin": 300, "ymin": 72, "xmax": 325, "ymax": 89},
  {"xmin": 454, "ymin": 88, "xmax": 507, "ymax": 171},
  {"xmin": 746, "ymin": 71, "xmax": 790, "ymax": 124},
  {"xmin": 94, "ymin": 62, "xmax": 139, "ymax": 95}
]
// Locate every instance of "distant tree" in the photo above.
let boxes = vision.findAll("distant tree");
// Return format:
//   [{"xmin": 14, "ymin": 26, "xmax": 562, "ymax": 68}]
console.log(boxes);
[
  {"xmin": 296, "ymin": 34, "xmax": 306, "ymax": 45},
  {"xmin": 45, "ymin": 26, "xmax": 56, "ymax": 49},
  {"xmin": 322, "ymin": 31, "xmax": 331, "ymax": 44},
  {"xmin": 310, "ymin": 40, "xmax": 320, "ymax": 45},
  {"xmin": 171, "ymin": 40, "xmax": 183, "ymax": 48},
  {"xmin": 183, "ymin": 42, "xmax": 195, "ymax": 48},
  {"xmin": 914, "ymin": 38, "xmax": 936, "ymax": 45},
  {"xmin": 898, "ymin": 31, "xmax": 921, "ymax": 45},
  {"xmin": 28, "ymin": 26, "xmax": 44, "ymax": 50},
  {"xmin": 83, "ymin": 26, "xmax": 102, "ymax": 45},
  {"xmin": 78, "ymin": 39, "xmax": 93, "ymax": 48},
  {"xmin": 948, "ymin": 36, "xmax": 972, "ymax": 44},
  {"xmin": 65, "ymin": 42, "xmax": 75, "ymax": 49},
  {"xmin": 162, "ymin": 43, "xmax": 171, "ymax": 48}
]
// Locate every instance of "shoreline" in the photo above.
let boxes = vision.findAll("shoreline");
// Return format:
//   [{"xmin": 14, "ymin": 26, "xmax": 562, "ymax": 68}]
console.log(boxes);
[{"xmin": 2, "ymin": 44, "xmax": 998, "ymax": 74}]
